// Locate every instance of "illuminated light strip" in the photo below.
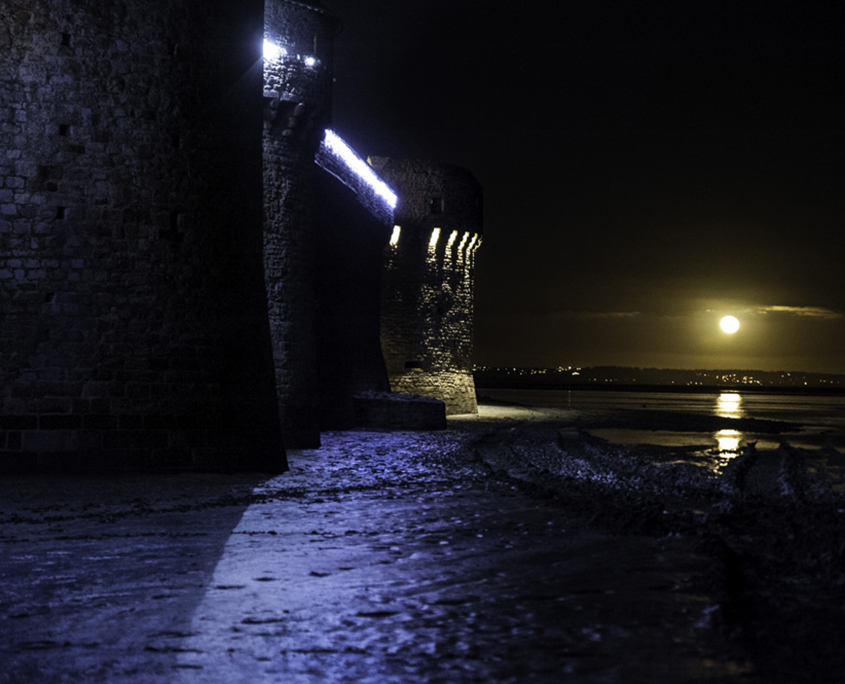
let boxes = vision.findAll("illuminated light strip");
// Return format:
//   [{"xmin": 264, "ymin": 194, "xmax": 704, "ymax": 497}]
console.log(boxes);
[
  {"xmin": 323, "ymin": 130, "xmax": 398, "ymax": 209},
  {"xmin": 467, "ymin": 234, "xmax": 478, "ymax": 252},
  {"xmin": 457, "ymin": 232, "xmax": 469, "ymax": 252},
  {"xmin": 471, "ymin": 235, "xmax": 482, "ymax": 253},
  {"xmin": 389, "ymin": 225, "xmax": 401, "ymax": 247},
  {"xmin": 446, "ymin": 230, "xmax": 458, "ymax": 249},
  {"xmin": 428, "ymin": 227, "xmax": 441, "ymax": 250}
]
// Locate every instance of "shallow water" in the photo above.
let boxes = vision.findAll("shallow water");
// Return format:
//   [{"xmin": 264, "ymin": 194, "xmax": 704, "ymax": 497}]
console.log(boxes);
[{"xmin": 478, "ymin": 388, "xmax": 845, "ymax": 457}]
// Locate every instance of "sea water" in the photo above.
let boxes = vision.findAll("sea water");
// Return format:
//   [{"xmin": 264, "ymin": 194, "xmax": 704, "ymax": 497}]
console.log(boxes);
[{"xmin": 477, "ymin": 388, "xmax": 845, "ymax": 453}]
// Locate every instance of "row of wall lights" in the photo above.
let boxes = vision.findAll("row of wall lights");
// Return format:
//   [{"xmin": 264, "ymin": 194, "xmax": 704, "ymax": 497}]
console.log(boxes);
[{"xmin": 424, "ymin": 228, "xmax": 481, "ymax": 253}]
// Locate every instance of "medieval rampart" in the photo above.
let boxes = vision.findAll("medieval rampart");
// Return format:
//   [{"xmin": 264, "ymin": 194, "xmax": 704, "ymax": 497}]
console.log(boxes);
[
  {"xmin": 0, "ymin": 0, "xmax": 284, "ymax": 471},
  {"xmin": 263, "ymin": 0, "xmax": 338, "ymax": 447},
  {"xmin": 0, "ymin": 0, "xmax": 483, "ymax": 471},
  {"xmin": 371, "ymin": 158, "xmax": 483, "ymax": 415}
]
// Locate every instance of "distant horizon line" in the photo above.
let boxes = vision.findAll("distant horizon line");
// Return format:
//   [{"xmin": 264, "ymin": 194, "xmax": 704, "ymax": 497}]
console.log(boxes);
[{"xmin": 475, "ymin": 364, "xmax": 845, "ymax": 376}]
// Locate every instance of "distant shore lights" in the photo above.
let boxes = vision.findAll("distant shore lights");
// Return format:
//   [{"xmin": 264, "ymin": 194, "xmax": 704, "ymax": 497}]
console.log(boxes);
[
  {"xmin": 322, "ymin": 130, "xmax": 398, "ymax": 210},
  {"xmin": 389, "ymin": 225, "xmax": 401, "ymax": 247}
]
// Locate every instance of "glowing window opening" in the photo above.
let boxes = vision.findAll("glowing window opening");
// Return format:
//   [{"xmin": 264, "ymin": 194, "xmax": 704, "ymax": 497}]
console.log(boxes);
[
  {"xmin": 428, "ymin": 227, "xmax": 441, "ymax": 250},
  {"xmin": 322, "ymin": 130, "xmax": 398, "ymax": 209},
  {"xmin": 389, "ymin": 225, "xmax": 401, "ymax": 247}
]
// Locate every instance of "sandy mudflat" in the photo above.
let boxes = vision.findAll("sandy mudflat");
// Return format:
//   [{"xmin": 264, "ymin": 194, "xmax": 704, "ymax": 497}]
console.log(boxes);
[
  {"xmin": 462, "ymin": 404, "xmax": 845, "ymax": 682},
  {"xmin": 1, "ymin": 404, "xmax": 843, "ymax": 683}
]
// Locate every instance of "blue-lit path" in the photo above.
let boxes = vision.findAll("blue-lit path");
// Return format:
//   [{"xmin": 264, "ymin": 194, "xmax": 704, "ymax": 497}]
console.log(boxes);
[{"xmin": 2, "ymin": 412, "xmax": 742, "ymax": 683}]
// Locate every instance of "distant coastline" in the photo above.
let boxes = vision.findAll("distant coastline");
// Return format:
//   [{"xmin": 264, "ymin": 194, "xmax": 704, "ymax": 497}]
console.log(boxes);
[{"xmin": 474, "ymin": 366, "xmax": 845, "ymax": 396}]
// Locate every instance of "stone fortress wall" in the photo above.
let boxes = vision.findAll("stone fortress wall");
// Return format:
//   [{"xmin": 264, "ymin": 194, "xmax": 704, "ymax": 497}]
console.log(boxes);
[
  {"xmin": 0, "ymin": 0, "xmax": 482, "ymax": 471},
  {"xmin": 263, "ymin": 0, "xmax": 338, "ymax": 448},
  {"xmin": 313, "ymin": 136, "xmax": 394, "ymax": 432},
  {"xmin": 0, "ymin": 0, "xmax": 284, "ymax": 471},
  {"xmin": 372, "ymin": 158, "xmax": 483, "ymax": 415}
]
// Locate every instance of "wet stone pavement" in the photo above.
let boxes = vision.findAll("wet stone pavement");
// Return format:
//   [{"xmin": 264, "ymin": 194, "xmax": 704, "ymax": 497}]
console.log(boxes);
[{"xmin": 1, "ymin": 415, "xmax": 765, "ymax": 683}]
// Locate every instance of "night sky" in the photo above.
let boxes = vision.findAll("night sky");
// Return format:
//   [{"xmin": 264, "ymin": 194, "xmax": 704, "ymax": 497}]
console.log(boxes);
[{"xmin": 325, "ymin": 0, "xmax": 845, "ymax": 374}]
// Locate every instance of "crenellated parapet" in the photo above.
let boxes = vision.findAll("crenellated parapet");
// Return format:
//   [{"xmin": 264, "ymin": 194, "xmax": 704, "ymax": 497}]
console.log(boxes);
[{"xmin": 370, "ymin": 158, "xmax": 483, "ymax": 415}]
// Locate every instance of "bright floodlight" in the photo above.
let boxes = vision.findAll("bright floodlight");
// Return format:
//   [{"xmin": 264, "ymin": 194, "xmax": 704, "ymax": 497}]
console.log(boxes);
[
  {"xmin": 263, "ymin": 39, "xmax": 285, "ymax": 61},
  {"xmin": 322, "ymin": 130, "xmax": 398, "ymax": 209},
  {"xmin": 304, "ymin": 56, "xmax": 317, "ymax": 67}
]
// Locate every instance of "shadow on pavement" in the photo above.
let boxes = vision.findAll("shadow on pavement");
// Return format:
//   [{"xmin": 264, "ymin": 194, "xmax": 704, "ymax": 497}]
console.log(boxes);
[{"xmin": 0, "ymin": 472, "xmax": 271, "ymax": 684}]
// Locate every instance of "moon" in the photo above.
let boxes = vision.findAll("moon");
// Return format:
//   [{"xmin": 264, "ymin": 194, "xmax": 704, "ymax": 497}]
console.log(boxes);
[{"xmin": 720, "ymin": 315, "xmax": 740, "ymax": 334}]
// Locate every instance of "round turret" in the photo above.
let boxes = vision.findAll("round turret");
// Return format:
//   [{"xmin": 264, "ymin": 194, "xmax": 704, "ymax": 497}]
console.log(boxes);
[
  {"xmin": 370, "ymin": 159, "xmax": 483, "ymax": 415},
  {"xmin": 262, "ymin": 0, "xmax": 339, "ymax": 447}
]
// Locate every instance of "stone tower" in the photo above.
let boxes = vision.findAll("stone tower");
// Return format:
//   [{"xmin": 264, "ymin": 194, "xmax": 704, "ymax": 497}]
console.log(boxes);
[
  {"xmin": 0, "ymin": 0, "xmax": 485, "ymax": 472},
  {"xmin": 371, "ymin": 159, "xmax": 483, "ymax": 415},
  {"xmin": 0, "ymin": 0, "xmax": 284, "ymax": 471},
  {"xmin": 263, "ymin": 0, "xmax": 339, "ymax": 448}
]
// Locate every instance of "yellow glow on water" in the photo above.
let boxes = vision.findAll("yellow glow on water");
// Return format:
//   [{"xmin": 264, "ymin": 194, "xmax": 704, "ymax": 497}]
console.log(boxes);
[
  {"xmin": 389, "ymin": 225, "xmax": 401, "ymax": 247},
  {"xmin": 715, "ymin": 392, "xmax": 743, "ymax": 419},
  {"xmin": 715, "ymin": 429, "xmax": 742, "ymax": 452}
]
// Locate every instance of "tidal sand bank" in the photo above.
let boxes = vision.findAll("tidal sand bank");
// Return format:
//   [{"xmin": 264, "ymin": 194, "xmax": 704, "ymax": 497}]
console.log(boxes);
[{"xmin": 2, "ymin": 404, "xmax": 843, "ymax": 682}]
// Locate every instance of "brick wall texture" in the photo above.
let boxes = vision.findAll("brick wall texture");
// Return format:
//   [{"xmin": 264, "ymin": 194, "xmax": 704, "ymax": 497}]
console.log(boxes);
[
  {"xmin": 0, "ymin": 0, "xmax": 284, "ymax": 471},
  {"xmin": 263, "ymin": 0, "xmax": 337, "ymax": 448},
  {"xmin": 371, "ymin": 158, "xmax": 483, "ymax": 415},
  {"xmin": 0, "ymin": 0, "xmax": 483, "ymax": 470}
]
